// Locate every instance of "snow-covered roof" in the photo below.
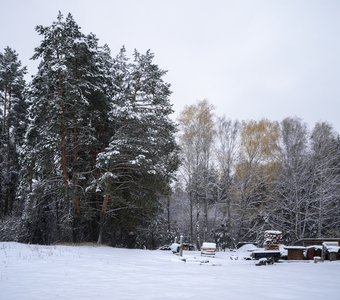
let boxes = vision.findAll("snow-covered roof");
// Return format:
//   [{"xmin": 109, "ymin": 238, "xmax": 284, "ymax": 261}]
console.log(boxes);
[
  {"xmin": 327, "ymin": 246, "xmax": 340, "ymax": 253},
  {"xmin": 237, "ymin": 243, "xmax": 258, "ymax": 252},
  {"xmin": 264, "ymin": 230, "xmax": 282, "ymax": 235},
  {"xmin": 201, "ymin": 242, "xmax": 216, "ymax": 249},
  {"xmin": 284, "ymin": 246, "xmax": 306, "ymax": 250},
  {"xmin": 306, "ymin": 245, "xmax": 323, "ymax": 250},
  {"xmin": 322, "ymin": 242, "xmax": 339, "ymax": 247},
  {"xmin": 252, "ymin": 250, "xmax": 281, "ymax": 254}
]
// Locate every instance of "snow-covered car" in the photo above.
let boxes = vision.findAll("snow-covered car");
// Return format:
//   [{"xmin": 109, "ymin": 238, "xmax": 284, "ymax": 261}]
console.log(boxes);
[{"xmin": 170, "ymin": 243, "xmax": 180, "ymax": 253}]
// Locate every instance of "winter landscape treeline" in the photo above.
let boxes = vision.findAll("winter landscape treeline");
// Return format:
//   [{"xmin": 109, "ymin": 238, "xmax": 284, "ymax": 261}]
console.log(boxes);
[
  {"xmin": 173, "ymin": 100, "xmax": 340, "ymax": 248},
  {"xmin": 0, "ymin": 13, "xmax": 339, "ymax": 249}
]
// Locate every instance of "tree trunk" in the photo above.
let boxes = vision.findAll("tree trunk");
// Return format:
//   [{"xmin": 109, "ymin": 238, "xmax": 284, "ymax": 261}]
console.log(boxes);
[
  {"xmin": 60, "ymin": 114, "xmax": 68, "ymax": 185},
  {"xmin": 72, "ymin": 124, "xmax": 80, "ymax": 216},
  {"xmin": 97, "ymin": 222, "xmax": 104, "ymax": 244},
  {"xmin": 2, "ymin": 89, "xmax": 8, "ymax": 215},
  {"xmin": 167, "ymin": 196, "xmax": 171, "ymax": 233},
  {"xmin": 97, "ymin": 194, "xmax": 109, "ymax": 244},
  {"xmin": 57, "ymin": 60, "xmax": 69, "ymax": 189},
  {"xmin": 189, "ymin": 190, "xmax": 193, "ymax": 243},
  {"xmin": 196, "ymin": 199, "xmax": 200, "ymax": 249}
]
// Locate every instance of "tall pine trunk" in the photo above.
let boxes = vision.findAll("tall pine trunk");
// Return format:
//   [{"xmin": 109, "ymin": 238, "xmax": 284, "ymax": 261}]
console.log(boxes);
[
  {"xmin": 57, "ymin": 59, "xmax": 69, "ymax": 190},
  {"xmin": 97, "ymin": 194, "xmax": 109, "ymax": 244},
  {"xmin": 196, "ymin": 198, "xmax": 200, "ymax": 249},
  {"xmin": 72, "ymin": 124, "xmax": 80, "ymax": 216}
]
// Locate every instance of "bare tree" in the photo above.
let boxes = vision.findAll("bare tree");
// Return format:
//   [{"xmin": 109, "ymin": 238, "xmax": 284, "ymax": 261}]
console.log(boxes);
[
  {"xmin": 310, "ymin": 122, "xmax": 340, "ymax": 237},
  {"xmin": 273, "ymin": 117, "xmax": 312, "ymax": 242},
  {"xmin": 213, "ymin": 117, "xmax": 240, "ymax": 246},
  {"xmin": 177, "ymin": 99, "xmax": 215, "ymax": 247},
  {"xmin": 233, "ymin": 119, "xmax": 280, "ymax": 244}
]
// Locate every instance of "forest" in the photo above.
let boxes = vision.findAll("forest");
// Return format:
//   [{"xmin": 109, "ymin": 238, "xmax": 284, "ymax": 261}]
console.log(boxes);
[
  {"xmin": 1, "ymin": 13, "xmax": 339, "ymax": 249},
  {"xmin": 173, "ymin": 100, "xmax": 340, "ymax": 248}
]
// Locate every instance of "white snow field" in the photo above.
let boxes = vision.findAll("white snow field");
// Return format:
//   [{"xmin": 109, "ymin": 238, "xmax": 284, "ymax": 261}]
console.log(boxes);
[{"xmin": 1, "ymin": 242, "xmax": 339, "ymax": 300}]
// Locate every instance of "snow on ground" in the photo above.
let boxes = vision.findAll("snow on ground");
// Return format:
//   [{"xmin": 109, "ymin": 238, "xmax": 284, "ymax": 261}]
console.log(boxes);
[{"xmin": 1, "ymin": 242, "xmax": 339, "ymax": 300}]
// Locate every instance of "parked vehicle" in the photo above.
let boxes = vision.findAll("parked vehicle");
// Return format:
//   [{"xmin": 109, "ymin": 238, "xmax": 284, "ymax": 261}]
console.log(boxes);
[{"xmin": 201, "ymin": 242, "xmax": 216, "ymax": 257}]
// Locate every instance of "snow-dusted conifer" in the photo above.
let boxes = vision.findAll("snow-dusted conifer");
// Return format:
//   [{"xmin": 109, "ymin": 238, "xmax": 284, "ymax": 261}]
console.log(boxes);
[
  {"xmin": 22, "ymin": 12, "xmax": 112, "ymax": 242},
  {"xmin": 95, "ymin": 49, "xmax": 179, "ymax": 244},
  {"xmin": 0, "ymin": 47, "xmax": 27, "ymax": 217}
]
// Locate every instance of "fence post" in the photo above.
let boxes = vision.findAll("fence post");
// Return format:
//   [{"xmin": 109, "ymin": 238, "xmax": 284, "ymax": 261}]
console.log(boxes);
[{"xmin": 179, "ymin": 235, "xmax": 183, "ymax": 257}]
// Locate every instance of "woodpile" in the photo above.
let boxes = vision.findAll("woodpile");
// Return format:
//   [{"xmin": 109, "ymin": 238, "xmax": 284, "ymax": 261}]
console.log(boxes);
[{"xmin": 263, "ymin": 230, "xmax": 282, "ymax": 250}]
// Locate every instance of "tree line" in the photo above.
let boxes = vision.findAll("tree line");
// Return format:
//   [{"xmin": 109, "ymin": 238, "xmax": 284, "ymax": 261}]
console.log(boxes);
[
  {"xmin": 1, "ymin": 13, "xmax": 339, "ymax": 249},
  {"xmin": 0, "ymin": 12, "xmax": 179, "ymax": 248},
  {"xmin": 169, "ymin": 100, "xmax": 340, "ymax": 249}
]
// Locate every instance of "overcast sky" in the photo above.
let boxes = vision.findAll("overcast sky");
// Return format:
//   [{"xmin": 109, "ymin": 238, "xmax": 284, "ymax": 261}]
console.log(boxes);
[{"xmin": 1, "ymin": 0, "xmax": 340, "ymax": 133}]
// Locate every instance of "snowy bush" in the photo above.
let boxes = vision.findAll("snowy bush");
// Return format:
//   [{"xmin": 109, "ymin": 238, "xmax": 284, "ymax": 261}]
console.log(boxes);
[{"xmin": 0, "ymin": 216, "xmax": 27, "ymax": 242}]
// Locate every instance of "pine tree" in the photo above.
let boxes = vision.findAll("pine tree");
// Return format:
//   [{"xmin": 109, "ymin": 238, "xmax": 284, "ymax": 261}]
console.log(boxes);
[
  {"xmin": 0, "ymin": 47, "xmax": 27, "ymax": 217},
  {"xmin": 95, "ymin": 49, "xmax": 179, "ymax": 244},
  {"xmin": 21, "ymin": 12, "xmax": 112, "ymax": 243}
]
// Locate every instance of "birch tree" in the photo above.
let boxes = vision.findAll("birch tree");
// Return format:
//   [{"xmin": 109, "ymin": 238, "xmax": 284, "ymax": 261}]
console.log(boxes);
[
  {"xmin": 213, "ymin": 117, "xmax": 240, "ymax": 246},
  {"xmin": 233, "ymin": 119, "xmax": 279, "ymax": 244},
  {"xmin": 178, "ymin": 99, "xmax": 215, "ymax": 247},
  {"xmin": 309, "ymin": 122, "xmax": 340, "ymax": 237},
  {"xmin": 273, "ymin": 117, "xmax": 312, "ymax": 242}
]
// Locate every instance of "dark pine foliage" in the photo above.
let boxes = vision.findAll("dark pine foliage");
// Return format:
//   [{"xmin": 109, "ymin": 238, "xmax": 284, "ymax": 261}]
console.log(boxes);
[{"xmin": 0, "ymin": 12, "xmax": 179, "ymax": 247}]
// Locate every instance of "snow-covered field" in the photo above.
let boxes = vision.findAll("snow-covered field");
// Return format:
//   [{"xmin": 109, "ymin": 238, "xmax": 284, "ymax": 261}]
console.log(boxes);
[{"xmin": 1, "ymin": 242, "xmax": 339, "ymax": 300}]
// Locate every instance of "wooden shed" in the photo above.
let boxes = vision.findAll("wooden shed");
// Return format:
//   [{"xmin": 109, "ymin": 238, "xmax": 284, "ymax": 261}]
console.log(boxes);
[
  {"xmin": 306, "ymin": 246, "xmax": 322, "ymax": 260},
  {"xmin": 323, "ymin": 242, "xmax": 340, "ymax": 261},
  {"xmin": 284, "ymin": 246, "xmax": 306, "ymax": 260},
  {"xmin": 328, "ymin": 250, "xmax": 340, "ymax": 261}
]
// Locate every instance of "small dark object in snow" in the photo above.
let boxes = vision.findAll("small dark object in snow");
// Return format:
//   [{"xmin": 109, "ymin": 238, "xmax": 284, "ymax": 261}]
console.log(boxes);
[
  {"xmin": 158, "ymin": 245, "xmax": 171, "ymax": 250},
  {"xmin": 230, "ymin": 256, "xmax": 238, "ymax": 260}
]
